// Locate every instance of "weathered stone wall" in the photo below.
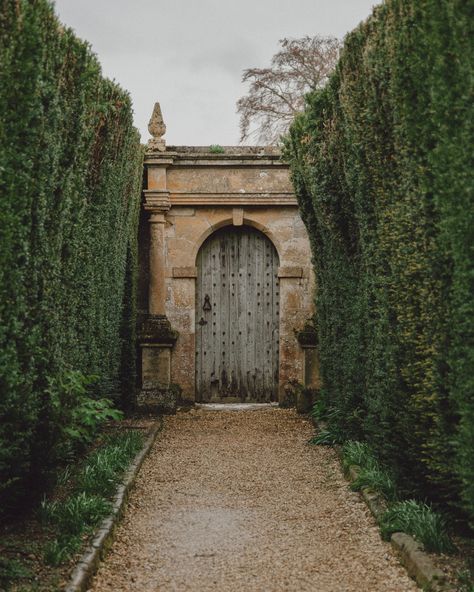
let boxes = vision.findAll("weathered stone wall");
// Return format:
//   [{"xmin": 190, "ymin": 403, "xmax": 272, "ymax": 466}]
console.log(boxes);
[{"xmin": 139, "ymin": 142, "xmax": 317, "ymax": 405}]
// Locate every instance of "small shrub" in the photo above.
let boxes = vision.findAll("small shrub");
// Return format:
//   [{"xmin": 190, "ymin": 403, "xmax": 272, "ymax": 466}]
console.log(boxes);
[
  {"xmin": 47, "ymin": 371, "xmax": 124, "ymax": 451},
  {"xmin": 41, "ymin": 493, "xmax": 111, "ymax": 535},
  {"xmin": 0, "ymin": 557, "xmax": 31, "ymax": 588},
  {"xmin": 55, "ymin": 466, "xmax": 73, "ymax": 488},
  {"xmin": 43, "ymin": 535, "xmax": 82, "ymax": 567},
  {"xmin": 342, "ymin": 440, "xmax": 375, "ymax": 471},
  {"xmin": 209, "ymin": 144, "xmax": 224, "ymax": 153},
  {"xmin": 342, "ymin": 440, "xmax": 397, "ymax": 500},
  {"xmin": 38, "ymin": 429, "xmax": 143, "ymax": 567},
  {"xmin": 77, "ymin": 431, "xmax": 143, "ymax": 496},
  {"xmin": 310, "ymin": 427, "xmax": 342, "ymax": 446},
  {"xmin": 380, "ymin": 500, "xmax": 455, "ymax": 553},
  {"xmin": 311, "ymin": 398, "xmax": 328, "ymax": 421},
  {"xmin": 310, "ymin": 404, "xmax": 345, "ymax": 445},
  {"xmin": 351, "ymin": 466, "xmax": 397, "ymax": 501}
]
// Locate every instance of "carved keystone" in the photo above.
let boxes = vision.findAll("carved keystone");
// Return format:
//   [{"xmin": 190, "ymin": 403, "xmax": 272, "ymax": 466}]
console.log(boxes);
[{"xmin": 147, "ymin": 102, "xmax": 166, "ymax": 152}]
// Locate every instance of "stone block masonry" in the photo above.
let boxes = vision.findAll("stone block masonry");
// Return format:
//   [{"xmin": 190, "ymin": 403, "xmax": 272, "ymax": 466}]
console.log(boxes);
[{"xmin": 138, "ymin": 103, "xmax": 318, "ymax": 408}]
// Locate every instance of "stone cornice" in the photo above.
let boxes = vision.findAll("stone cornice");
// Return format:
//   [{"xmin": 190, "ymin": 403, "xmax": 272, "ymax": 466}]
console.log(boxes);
[
  {"xmin": 169, "ymin": 192, "xmax": 297, "ymax": 206},
  {"xmin": 144, "ymin": 146, "xmax": 289, "ymax": 169}
]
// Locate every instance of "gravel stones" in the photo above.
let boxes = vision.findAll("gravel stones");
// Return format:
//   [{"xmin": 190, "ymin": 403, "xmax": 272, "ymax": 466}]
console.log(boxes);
[{"xmin": 89, "ymin": 408, "xmax": 418, "ymax": 591}]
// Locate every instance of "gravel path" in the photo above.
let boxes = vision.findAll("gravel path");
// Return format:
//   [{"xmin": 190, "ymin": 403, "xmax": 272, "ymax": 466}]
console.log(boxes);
[{"xmin": 89, "ymin": 408, "xmax": 418, "ymax": 591}]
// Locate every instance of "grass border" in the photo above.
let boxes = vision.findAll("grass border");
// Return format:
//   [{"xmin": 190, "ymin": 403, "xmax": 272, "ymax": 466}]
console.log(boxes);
[
  {"xmin": 65, "ymin": 419, "xmax": 163, "ymax": 592},
  {"xmin": 311, "ymin": 418, "xmax": 452, "ymax": 592}
]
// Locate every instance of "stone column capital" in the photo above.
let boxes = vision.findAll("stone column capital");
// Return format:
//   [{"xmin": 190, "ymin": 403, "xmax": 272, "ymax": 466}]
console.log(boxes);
[
  {"xmin": 143, "ymin": 189, "xmax": 171, "ymax": 213},
  {"xmin": 149, "ymin": 212, "xmax": 167, "ymax": 224}
]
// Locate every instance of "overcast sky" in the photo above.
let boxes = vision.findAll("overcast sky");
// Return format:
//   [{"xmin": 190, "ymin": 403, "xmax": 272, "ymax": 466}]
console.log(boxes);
[{"xmin": 54, "ymin": 0, "xmax": 378, "ymax": 145}]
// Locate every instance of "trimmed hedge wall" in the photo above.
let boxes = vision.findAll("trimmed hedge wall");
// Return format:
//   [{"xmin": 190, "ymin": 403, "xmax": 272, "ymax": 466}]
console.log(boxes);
[
  {"xmin": 285, "ymin": 0, "xmax": 473, "ymax": 522},
  {"xmin": 0, "ymin": 0, "xmax": 143, "ymax": 508}
]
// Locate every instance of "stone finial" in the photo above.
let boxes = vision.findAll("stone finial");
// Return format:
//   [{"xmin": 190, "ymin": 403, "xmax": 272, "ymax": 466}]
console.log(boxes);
[{"xmin": 147, "ymin": 102, "xmax": 166, "ymax": 152}]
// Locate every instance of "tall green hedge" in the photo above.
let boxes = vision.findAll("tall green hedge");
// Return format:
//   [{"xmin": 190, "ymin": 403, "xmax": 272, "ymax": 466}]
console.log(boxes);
[
  {"xmin": 0, "ymin": 0, "xmax": 143, "ymax": 508},
  {"xmin": 285, "ymin": 0, "xmax": 473, "ymax": 523}
]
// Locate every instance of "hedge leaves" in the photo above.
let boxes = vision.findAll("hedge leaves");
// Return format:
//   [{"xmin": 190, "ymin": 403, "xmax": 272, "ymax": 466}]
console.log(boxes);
[
  {"xmin": 0, "ymin": 0, "xmax": 143, "ymax": 509},
  {"xmin": 285, "ymin": 0, "xmax": 474, "ymax": 523}
]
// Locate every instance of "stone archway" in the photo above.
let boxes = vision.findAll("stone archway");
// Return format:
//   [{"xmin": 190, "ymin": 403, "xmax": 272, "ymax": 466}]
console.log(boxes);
[
  {"xmin": 138, "ymin": 106, "xmax": 318, "ymax": 411},
  {"xmin": 196, "ymin": 225, "xmax": 280, "ymax": 403}
]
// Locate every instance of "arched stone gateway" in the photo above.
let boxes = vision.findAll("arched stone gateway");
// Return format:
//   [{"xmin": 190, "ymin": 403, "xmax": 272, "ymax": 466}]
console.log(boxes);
[
  {"xmin": 138, "ymin": 103, "xmax": 318, "ymax": 412},
  {"xmin": 196, "ymin": 226, "xmax": 280, "ymax": 403}
]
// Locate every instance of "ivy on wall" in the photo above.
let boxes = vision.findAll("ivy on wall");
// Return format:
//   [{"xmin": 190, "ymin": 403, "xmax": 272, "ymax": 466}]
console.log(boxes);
[
  {"xmin": 0, "ymin": 0, "xmax": 143, "ymax": 509},
  {"xmin": 285, "ymin": 0, "xmax": 474, "ymax": 522}
]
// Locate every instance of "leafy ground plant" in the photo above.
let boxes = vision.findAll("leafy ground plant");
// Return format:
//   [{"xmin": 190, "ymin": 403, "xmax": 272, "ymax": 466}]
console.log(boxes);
[
  {"xmin": 39, "ymin": 430, "xmax": 144, "ymax": 567},
  {"xmin": 41, "ymin": 492, "xmax": 111, "ymax": 536},
  {"xmin": 43, "ymin": 535, "xmax": 82, "ymax": 568},
  {"xmin": 380, "ymin": 500, "xmax": 456, "ymax": 553},
  {"xmin": 310, "ymin": 403, "xmax": 345, "ymax": 445},
  {"xmin": 310, "ymin": 428, "xmax": 341, "ymax": 446},
  {"xmin": 342, "ymin": 441, "xmax": 397, "ymax": 501},
  {"xmin": 77, "ymin": 431, "xmax": 144, "ymax": 497},
  {"xmin": 351, "ymin": 466, "xmax": 397, "ymax": 501},
  {"xmin": 342, "ymin": 441, "xmax": 375, "ymax": 471},
  {"xmin": 0, "ymin": 557, "xmax": 31, "ymax": 589},
  {"xmin": 0, "ymin": 427, "xmax": 147, "ymax": 589},
  {"xmin": 209, "ymin": 144, "xmax": 224, "ymax": 153}
]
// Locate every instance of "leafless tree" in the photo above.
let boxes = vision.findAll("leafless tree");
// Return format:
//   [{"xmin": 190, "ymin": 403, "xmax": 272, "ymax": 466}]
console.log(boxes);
[{"xmin": 237, "ymin": 36, "xmax": 341, "ymax": 144}]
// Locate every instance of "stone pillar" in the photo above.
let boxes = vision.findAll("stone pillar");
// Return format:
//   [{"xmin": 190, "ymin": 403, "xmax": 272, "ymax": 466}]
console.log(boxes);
[
  {"xmin": 149, "ymin": 212, "xmax": 167, "ymax": 316},
  {"xmin": 295, "ymin": 321, "xmax": 320, "ymax": 413},
  {"xmin": 138, "ymin": 102, "xmax": 179, "ymax": 413}
]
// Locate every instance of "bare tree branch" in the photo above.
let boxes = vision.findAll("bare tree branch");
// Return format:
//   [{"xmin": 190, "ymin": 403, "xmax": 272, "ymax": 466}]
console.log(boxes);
[{"xmin": 237, "ymin": 35, "xmax": 341, "ymax": 144}]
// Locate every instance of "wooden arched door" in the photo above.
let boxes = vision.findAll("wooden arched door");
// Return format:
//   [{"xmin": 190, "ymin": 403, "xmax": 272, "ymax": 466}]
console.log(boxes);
[{"xmin": 196, "ymin": 226, "xmax": 279, "ymax": 403}]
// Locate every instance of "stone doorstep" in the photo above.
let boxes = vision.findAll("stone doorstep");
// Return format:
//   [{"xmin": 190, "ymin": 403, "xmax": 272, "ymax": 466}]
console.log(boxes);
[
  {"xmin": 64, "ymin": 421, "xmax": 163, "ymax": 592},
  {"xmin": 196, "ymin": 402, "xmax": 279, "ymax": 411}
]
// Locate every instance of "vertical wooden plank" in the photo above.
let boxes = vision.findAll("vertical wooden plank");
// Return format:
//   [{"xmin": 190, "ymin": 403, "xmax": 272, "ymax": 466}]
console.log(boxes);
[
  {"xmin": 196, "ymin": 238, "xmax": 209, "ymax": 401},
  {"xmin": 196, "ymin": 243, "xmax": 202, "ymax": 401},
  {"xmin": 263, "ymin": 238, "xmax": 271, "ymax": 400},
  {"xmin": 209, "ymin": 235, "xmax": 218, "ymax": 401},
  {"xmin": 238, "ymin": 229, "xmax": 248, "ymax": 400},
  {"xmin": 219, "ymin": 233, "xmax": 228, "ymax": 396},
  {"xmin": 196, "ymin": 226, "xmax": 279, "ymax": 404},
  {"xmin": 202, "ymin": 237, "xmax": 213, "ymax": 401},
  {"xmin": 229, "ymin": 231, "xmax": 238, "ymax": 395},
  {"xmin": 247, "ymin": 230, "xmax": 256, "ymax": 398},
  {"xmin": 273, "ymin": 244, "xmax": 280, "ymax": 401},
  {"xmin": 254, "ymin": 231, "xmax": 263, "ymax": 401},
  {"xmin": 212, "ymin": 235, "xmax": 221, "ymax": 400}
]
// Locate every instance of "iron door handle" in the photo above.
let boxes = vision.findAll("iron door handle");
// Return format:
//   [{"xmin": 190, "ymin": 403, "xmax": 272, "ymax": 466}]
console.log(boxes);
[{"xmin": 203, "ymin": 294, "xmax": 212, "ymax": 311}]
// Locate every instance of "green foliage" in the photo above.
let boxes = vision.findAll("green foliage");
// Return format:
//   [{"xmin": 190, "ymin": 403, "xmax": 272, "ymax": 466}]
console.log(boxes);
[
  {"xmin": 39, "ymin": 430, "xmax": 144, "ymax": 566},
  {"xmin": 0, "ymin": 557, "xmax": 31, "ymax": 589},
  {"xmin": 311, "ymin": 388, "xmax": 331, "ymax": 421},
  {"xmin": 46, "ymin": 370, "xmax": 123, "ymax": 458},
  {"xmin": 0, "ymin": 0, "xmax": 143, "ymax": 510},
  {"xmin": 77, "ymin": 431, "xmax": 144, "ymax": 496},
  {"xmin": 342, "ymin": 441, "xmax": 375, "ymax": 472},
  {"xmin": 309, "ymin": 428, "xmax": 341, "ymax": 446},
  {"xmin": 285, "ymin": 0, "xmax": 474, "ymax": 523},
  {"xmin": 209, "ymin": 144, "xmax": 225, "ymax": 153},
  {"xmin": 380, "ymin": 500, "xmax": 455, "ymax": 554},
  {"xmin": 43, "ymin": 535, "xmax": 82, "ymax": 567},
  {"xmin": 342, "ymin": 440, "xmax": 397, "ymax": 500},
  {"xmin": 41, "ymin": 493, "xmax": 111, "ymax": 535},
  {"xmin": 351, "ymin": 467, "xmax": 397, "ymax": 502}
]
